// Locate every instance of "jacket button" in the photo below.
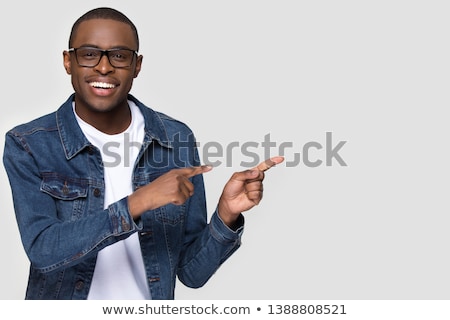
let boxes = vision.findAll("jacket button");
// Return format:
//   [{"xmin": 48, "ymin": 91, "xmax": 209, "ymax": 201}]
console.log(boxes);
[
  {"xmin": 75, "ymin": 280, "xmax": 84, "ymax": 290},
  {"xmin": 93, "ymin": 188, "xmax": 101, "ymax": 197},
  {"xmin": 121, "ymin": 217, "xmax": 130, "ymax": 231},
  {"xmin": 88, "ymin": 146, "xmax": 95, "ymax": 155}
]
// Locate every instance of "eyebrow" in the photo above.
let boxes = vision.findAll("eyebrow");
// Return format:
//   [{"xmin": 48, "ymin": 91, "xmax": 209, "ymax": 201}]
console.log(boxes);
[{"xmin": 73, "ymin": 44, "xmax": 136, "ymax": 50}]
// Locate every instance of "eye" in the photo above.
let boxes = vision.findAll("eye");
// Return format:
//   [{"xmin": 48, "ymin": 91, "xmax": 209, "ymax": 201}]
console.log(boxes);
[
  {"xmin": 110, "ymin": 50, "xmax": 130, "ymax": 61},
  {"xmin": 78, "ymin": 48, "xmax": 100, "ymax": 60}
]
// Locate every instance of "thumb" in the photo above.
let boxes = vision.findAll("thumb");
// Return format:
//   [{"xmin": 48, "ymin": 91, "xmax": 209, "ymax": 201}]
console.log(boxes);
[{"xmin": 230, "ymin": 168, "xmax": 261, "ymax": 182}]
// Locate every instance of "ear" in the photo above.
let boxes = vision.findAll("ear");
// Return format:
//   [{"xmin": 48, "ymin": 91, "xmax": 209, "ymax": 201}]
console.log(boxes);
[
  {"xmin": 133, "ymin": 55, "xmax": 143, "ymax": 78},
  {"xmin": 63, "ymin": 51, "xmax": 72, "ymax": 75}
]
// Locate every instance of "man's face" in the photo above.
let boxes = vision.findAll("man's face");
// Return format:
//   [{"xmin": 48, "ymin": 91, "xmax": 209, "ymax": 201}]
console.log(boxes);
[{"xmin": 63, "ymin": 18, "xmax": 142, "ymax": 114}]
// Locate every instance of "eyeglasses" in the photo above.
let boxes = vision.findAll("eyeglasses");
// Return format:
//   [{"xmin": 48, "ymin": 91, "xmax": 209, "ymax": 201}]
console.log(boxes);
[{"xmin": 68, "ymin": 47, "xmax": 138, "ymax": 68}]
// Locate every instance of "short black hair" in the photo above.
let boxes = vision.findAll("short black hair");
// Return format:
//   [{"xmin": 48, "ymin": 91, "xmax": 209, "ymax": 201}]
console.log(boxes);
[{"xmin": 68, "ymin": 7, "xmax": 139, "ymax": 50}]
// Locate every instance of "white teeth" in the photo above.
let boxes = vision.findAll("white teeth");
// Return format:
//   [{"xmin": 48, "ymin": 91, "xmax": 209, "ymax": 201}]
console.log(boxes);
[{"xmin": 90, "ymin": 82, "xmax": 116, "ymax": 89}]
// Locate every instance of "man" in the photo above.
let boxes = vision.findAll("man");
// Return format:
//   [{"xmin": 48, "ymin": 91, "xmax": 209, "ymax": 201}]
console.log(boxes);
[{"xmin": 3, "ymin": 7, "xmax": 283, "ymax": 299}]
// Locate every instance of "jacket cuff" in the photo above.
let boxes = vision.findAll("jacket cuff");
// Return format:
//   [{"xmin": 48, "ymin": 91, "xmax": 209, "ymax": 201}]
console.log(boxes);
[
  {"xmin": 107, "ymin": 197, "xmax": 143, "ymax": 234},
  {"xmin": 209, "ymin": 209, "xmax": 244, "ymax": 244}
]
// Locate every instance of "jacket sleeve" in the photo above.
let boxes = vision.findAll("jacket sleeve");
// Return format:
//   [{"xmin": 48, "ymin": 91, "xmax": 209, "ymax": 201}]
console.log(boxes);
[
  {"xmin": 177, "ymin": 207, "xmax": 244, "ymax": 288},
  {"xmin": 3, "ymin": 132, "xmax": 141, "ymax": 273},
  {"xmin": 176, "ymin": 151, "xmax": 245, "ymax": 288}
]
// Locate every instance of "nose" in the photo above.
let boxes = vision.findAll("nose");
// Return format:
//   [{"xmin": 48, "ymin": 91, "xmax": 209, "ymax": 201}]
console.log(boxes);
[{"xmin": 94, "ymin": 53, "xmax": 114, "ymax": 74}]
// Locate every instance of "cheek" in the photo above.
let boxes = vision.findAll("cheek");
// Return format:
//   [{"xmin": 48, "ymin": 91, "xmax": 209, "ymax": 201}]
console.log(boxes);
[
  {"xmin": 120, "ymin": 74, "xmax": 136, "ymax": 90},
  {"xmin": 69, "ymin": 70, "xmax": 86, "ymax": 92}
]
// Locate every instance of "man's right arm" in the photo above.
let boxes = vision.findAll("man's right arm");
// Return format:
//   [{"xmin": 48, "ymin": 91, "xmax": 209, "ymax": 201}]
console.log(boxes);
[{"xmin": 3, "ymin": 132, "xmax": 139, "ymax": 273}]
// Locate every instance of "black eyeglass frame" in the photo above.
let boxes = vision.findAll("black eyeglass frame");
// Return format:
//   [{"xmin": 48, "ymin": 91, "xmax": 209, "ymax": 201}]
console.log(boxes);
[{"xmin": 68, "ymin": 47, "xmax": 139, "ymax": 68}]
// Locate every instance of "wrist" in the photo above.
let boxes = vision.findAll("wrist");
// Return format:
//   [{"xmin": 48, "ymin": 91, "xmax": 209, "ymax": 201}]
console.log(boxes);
[
  {"xmin": 128, "ymin": 188, "xmax": 151, "ymax": 219},
  {"xmin": 218, "ymin": 204, "xmax": 240, "ymax": 230}
]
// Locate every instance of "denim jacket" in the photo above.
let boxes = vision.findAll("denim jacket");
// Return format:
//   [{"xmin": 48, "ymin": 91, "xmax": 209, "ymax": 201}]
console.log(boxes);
[{"xmin": 3, "ymin": 94, "xmax": 244, "ymax": 300}]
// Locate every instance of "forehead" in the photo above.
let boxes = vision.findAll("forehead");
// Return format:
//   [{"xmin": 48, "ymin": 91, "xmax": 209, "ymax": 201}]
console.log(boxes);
[{"xmin": 72, "ymin": 18, "xmax": 137, "ymax": 49}]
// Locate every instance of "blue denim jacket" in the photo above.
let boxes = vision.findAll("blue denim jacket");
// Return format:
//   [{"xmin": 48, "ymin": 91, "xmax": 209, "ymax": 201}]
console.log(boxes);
[{"xmin": 3, "ymin": 94, "xmax": 244, "ymax": 299}]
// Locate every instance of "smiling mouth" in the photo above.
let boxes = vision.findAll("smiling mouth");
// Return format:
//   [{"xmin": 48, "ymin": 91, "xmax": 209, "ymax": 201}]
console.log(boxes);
[{"xmin": 89, "ymin": 82, "xmax": 117, "ymax": 89}]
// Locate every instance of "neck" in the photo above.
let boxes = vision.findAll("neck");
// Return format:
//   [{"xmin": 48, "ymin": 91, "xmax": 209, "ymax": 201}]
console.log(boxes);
[{"xmin": 74, "ymin": 99, "xmax": 132, "ymax": 135}]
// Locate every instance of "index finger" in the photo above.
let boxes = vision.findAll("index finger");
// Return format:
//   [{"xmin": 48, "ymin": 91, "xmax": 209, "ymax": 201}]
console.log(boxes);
[
  {"xmin": 255, "ymin": 156, "xmax": 285, "ymax": 172},
  {"xmin": 178, "ymin": 165, "xmax": 213, "ymax": 178}
]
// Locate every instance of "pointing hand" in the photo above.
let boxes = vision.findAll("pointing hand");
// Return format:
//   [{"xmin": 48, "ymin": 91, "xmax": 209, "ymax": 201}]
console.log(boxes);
[{"xmin": 218, "ymin": 156, "xmax": 284, "ymax": 227}]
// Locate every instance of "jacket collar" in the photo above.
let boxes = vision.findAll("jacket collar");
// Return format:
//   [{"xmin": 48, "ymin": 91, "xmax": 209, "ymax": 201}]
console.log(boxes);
[{"xmin": 56, "ymin": 93, "xmax": 172, "ymax": 160}]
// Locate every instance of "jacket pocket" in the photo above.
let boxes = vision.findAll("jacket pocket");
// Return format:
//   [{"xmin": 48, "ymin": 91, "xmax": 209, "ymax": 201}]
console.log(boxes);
[
  {"xmin": 155, "ymin": 203, "xmax": 185, "ymax": 226},
  {"xmin": 40, "ymin": 173, "xmax": 88, "ymax": 221}
]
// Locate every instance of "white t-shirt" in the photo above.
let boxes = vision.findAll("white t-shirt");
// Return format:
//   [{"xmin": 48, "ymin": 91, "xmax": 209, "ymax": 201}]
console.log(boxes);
[{"xmin": 74, "ymin": 101, "xmax": 151, "ymax": 300}]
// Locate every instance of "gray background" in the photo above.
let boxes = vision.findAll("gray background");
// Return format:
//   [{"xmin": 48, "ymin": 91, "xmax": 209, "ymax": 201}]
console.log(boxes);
[{"xmin": 1, "ymin": 0, "xmax": 449, "ymax": 299}]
